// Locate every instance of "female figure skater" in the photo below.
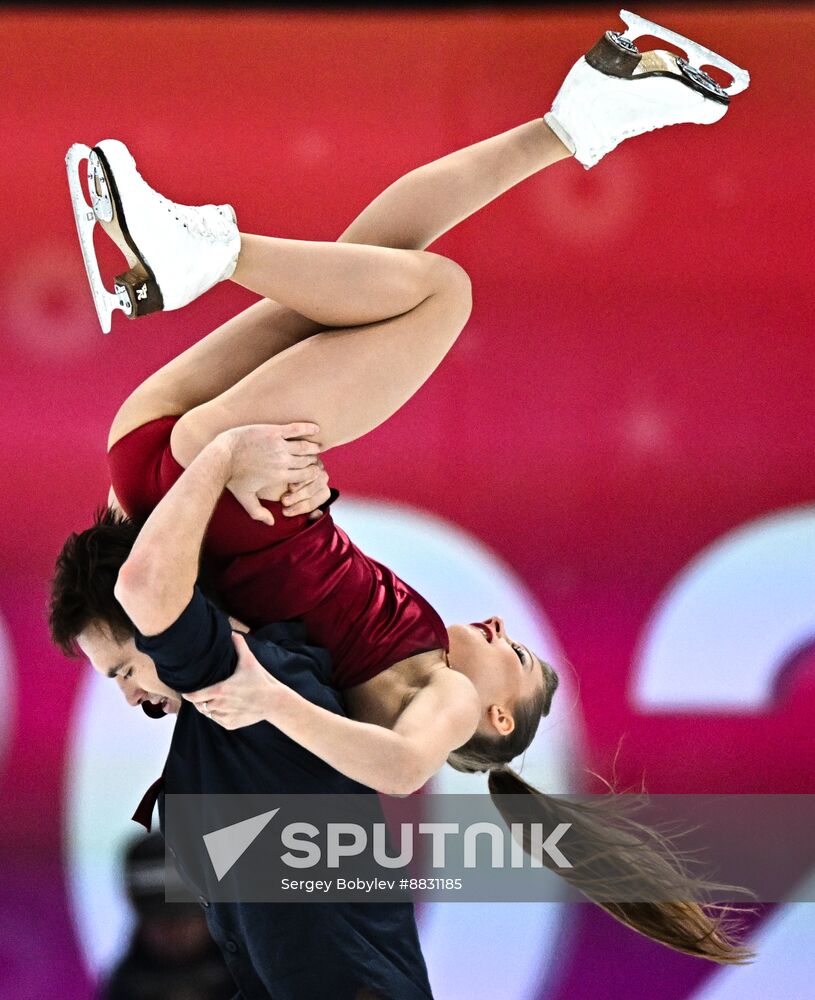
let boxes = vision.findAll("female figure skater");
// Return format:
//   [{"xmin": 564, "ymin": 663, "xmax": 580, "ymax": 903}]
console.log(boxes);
[{"xmin": 58, "ymin": 13, "xmax": 752, "ymax": 963}]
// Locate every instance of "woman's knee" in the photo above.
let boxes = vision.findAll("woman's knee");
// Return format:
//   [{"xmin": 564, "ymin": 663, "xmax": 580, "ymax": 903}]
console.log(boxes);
[{"xmin": 428, "ymin": 254, "xmax": 473, "ymax": 322}]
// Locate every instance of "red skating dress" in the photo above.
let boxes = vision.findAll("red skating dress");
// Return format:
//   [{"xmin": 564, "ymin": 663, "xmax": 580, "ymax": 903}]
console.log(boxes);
[{"xmin": 107, "ymin": 417, "xmax": 449, "ymax": 689}]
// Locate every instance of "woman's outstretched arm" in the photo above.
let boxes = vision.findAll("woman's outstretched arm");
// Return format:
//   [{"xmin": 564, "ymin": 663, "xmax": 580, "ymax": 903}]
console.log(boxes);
[{"xmin": 185, "ymin": 634, "xmax": 481, "ymax": 795}]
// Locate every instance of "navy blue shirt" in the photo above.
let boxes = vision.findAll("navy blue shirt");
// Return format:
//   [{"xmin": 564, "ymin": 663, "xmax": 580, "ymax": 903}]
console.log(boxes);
[{"xmin": 135, "ymin": 588, "xmax": 433, "ymax": 1000}]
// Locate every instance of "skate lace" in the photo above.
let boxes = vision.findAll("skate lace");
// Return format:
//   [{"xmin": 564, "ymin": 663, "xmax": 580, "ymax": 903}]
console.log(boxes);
[
  {"xmin": 136, "ymin": 166, "xmax": 235, "ymax": 242},
  {"xmin": 172, "ymin": 203, "xmax": 234, "ymax": 241}
]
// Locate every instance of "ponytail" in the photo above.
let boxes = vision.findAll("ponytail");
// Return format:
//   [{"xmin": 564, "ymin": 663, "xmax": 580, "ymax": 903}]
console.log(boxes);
[{"xmin": 487, "ymin": 767, "xmax": 755, "ymax": 964}]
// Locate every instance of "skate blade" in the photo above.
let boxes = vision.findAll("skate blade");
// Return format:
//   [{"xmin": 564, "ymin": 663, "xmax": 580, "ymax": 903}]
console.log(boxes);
[
  {"xmin": 65, "ymin": 143, "xmax": 134, "ymax": 333},
  {"xmin": 619, "ymin": 9, "xmax": 750, "ymax": 95}
]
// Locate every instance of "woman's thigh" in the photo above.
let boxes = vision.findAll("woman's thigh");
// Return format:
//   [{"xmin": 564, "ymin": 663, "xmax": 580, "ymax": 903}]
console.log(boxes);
[
  {"xmin": 171, "ymin": 268, "xmax": 472, "ymax": 463},
  {"xmin": 108, "ymin": 299, "xmax": 323, "ymax": 448}
]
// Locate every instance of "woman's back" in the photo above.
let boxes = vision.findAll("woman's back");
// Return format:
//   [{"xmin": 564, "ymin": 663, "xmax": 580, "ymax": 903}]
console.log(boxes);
[{"xmin": 216, "ymin": 507, "xmax": 449, "ymax": 688}]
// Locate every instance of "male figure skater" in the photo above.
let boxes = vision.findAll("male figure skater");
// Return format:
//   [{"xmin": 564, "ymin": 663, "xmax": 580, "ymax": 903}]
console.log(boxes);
[{"xmin": 50, "ymin": 422, "xmax": 433, "ymax": 1000}]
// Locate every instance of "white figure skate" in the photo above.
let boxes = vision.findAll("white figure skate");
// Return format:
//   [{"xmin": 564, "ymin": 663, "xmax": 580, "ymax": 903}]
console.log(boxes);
[
  {"xmin": 66, "ymin": 140, "xmax": 241, "ymax": 332},
  {"xmin": 544, "ymin": 9, "xmax": 750, "ymax": 169}
]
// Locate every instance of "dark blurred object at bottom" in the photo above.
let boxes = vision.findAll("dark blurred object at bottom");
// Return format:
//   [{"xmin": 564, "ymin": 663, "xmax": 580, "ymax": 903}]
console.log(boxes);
[{"xmin": 98, "ymin": 831, "xmax": 235, "ymax": 1000}]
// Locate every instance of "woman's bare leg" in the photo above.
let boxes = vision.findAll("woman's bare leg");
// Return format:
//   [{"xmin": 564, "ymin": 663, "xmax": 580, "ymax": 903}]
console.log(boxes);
[
  {"xmin": 171, "ymin": 247, "xmax": 472, "ymax": 462},
  {"xmin": 108, "ymin": 298, "xmax": 322, "ymax": 448},
  {"xmin": 228, "ymin": 238, "xmax": 457, "ymax": 328},
  {"xmin": 336, "ymin": 118, "xmax": 570, "ymax": 249},
  {"xmin": 111, "ymin": 119, "xmax": 569, "ymax": 446}
]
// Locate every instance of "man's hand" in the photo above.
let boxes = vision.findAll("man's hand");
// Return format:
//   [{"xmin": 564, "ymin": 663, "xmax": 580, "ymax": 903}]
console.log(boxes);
[
  {"xmin": 280, "ymin": 459, "xmax": 331, "ymax": 519},
  {"xmin": 221, "ymin": 423, "xmax": 324, "ymax": 525},
  {"xmin": 183, "ymin": 632, "xmax": 282, "ymax": 730}
]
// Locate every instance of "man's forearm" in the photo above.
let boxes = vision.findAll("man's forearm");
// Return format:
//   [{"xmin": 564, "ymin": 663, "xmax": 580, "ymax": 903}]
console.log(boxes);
[{"xmin": 115, "ymin": 434, "xmax": 233, "ymax": 635}]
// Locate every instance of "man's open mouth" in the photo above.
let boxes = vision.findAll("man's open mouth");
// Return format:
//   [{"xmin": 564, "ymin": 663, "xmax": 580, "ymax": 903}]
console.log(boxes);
[{"xmin": 141, "ymin": 697, "xmax": 172, "ymax": 719}]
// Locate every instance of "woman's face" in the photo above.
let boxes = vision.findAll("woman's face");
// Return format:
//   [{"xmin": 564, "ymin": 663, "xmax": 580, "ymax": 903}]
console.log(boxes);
[{"xmin": 446, "ymin": 616, "xmax": 546, "ymax": 736}]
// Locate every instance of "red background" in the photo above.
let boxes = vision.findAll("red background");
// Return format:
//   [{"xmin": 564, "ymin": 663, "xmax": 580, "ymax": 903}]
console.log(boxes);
[{"xmin": 0, "ymin": 8, "xmax": 813, "ymax": 998}]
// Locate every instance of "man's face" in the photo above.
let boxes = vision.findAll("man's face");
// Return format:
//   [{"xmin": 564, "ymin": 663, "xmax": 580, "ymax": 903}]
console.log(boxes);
[{"xmin": 76, "ymin": 623, "xmax": 181, "ymax": 715}]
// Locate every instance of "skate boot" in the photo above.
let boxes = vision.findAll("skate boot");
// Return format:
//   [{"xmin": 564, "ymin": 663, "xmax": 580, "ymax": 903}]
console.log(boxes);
[
  {"xmin": 544, "ymin": 9, "xmax": 750, "ymax": 169},
  {"xmin": 66, "ymin": 139, "xmax": 241, "ymax": 332}
]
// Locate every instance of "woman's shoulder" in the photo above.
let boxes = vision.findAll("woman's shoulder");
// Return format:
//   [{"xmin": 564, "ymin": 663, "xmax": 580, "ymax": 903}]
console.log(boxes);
[
  {"xmin": 421, "ymin": 665, "xmax": 481, "ymax": 722},
  {"xmin": 394, "ymin": 667, "xmax": 480, "ymax": 759}
]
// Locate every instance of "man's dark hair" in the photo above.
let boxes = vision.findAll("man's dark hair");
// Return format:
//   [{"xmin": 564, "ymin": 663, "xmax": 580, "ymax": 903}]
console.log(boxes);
[{"xmin": 49, "ymin": 507, "xmax": 142, "ymax": 656}]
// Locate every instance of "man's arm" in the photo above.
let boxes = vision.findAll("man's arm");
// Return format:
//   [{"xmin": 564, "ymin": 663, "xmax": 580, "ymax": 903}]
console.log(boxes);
[{"xmin": 114, "ymin": 422, "xmax": 322, "ymax": 636}]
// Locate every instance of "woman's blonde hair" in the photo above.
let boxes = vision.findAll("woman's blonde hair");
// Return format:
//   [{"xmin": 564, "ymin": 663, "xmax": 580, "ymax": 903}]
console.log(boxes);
[{"xmin": 448, "ymin": 661, "xmax": 755, "ymax": 964}]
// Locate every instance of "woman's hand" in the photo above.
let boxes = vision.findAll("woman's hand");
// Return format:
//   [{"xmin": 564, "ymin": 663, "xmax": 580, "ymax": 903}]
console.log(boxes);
[
  {"xmin": 220, "ymin": 422, "xmax": 323, "ymax": 524},
  {"xmin": 183, "ymin": 632, "xmax": 283, "ymax": 729}
]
